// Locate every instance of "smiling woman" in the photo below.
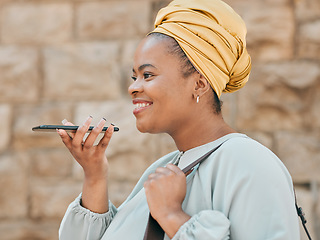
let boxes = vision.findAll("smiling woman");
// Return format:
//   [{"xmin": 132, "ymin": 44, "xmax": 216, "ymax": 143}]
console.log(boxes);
[
  {"xmin": 129, "ymin": 35, "xmax": 207, "ymax": 136},
  {"xmin": 58, "ymin": 0, "xmax": 301, "ymax": 239}
]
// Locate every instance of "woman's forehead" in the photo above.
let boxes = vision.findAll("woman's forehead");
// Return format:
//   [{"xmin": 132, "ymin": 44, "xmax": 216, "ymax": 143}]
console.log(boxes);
[
  {"xmin": 133, "ymin": 37, "xmax": 177, "ymax": 70},
  {"xmin": 135, "ymin": 37, "xmax": 168, "ymax": 57}
]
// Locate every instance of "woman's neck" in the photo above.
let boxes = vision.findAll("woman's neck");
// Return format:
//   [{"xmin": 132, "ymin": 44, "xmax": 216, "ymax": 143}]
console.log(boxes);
[{"xmin": 170, "ymin": 114, "xmax": 236, "ymax": 152}]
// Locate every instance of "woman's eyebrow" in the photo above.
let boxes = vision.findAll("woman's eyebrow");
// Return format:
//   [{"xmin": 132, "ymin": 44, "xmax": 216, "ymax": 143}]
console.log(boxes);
[{"xmin": 132, "ymin": 64, "xmax": 157, "ymax": 73}]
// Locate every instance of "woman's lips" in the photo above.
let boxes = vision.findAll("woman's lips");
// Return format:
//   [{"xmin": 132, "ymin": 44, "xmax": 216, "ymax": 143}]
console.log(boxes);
[{"xmin": 132, "ymin": 100, "xmax": 153, "ymax": 115}]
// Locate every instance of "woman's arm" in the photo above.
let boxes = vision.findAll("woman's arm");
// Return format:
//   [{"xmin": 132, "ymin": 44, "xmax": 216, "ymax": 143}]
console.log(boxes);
[
  {"xmin": 57, "ymin": 116, "xmax": 114, "ymax": 213},
  {"xmin": 58, "ymin": 117, "xmax": 116, "ymax": 239}
]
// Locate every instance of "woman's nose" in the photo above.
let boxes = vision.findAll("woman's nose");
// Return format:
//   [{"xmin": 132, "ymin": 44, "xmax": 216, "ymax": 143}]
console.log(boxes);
[{"xmin": 128, "ymin": 79, "xmax": 143, "ymax": 96}]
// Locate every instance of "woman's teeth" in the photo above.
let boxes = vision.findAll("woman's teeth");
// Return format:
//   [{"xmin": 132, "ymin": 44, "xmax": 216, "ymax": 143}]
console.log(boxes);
[{"xmin": 135, "ymin": 103, "xmax": 151, "ymax": 109}]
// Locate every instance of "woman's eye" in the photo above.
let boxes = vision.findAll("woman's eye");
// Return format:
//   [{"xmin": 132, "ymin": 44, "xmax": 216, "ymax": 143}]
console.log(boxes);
[
  {"xmin": 143, "ymin": 73, "xmax": 153, "ymax": 79},
  {"xmin": 131, "ymin": 76, "xmax": 137, "ymax": 81}
]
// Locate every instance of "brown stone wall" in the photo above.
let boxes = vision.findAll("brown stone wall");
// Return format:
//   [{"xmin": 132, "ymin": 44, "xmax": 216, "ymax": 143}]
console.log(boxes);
[{"xmin": 0, "ymin": 0, "xmax": 319, "ymax": 239}]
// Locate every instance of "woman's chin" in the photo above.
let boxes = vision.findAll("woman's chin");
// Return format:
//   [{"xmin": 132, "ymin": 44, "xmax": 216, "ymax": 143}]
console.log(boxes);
[
  {"xmin": 135, "ymin": 121, "xmax": 148, "ymax": 133},
  {"xmin": 135, "ymin": 121, "xmax": 160, "ymax": 134}
]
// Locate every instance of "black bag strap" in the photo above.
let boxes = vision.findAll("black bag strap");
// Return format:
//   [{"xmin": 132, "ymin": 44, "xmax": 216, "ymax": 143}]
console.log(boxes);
[
  {"xmin": 143, "ymin": 143, "xmax": 224, "ymax": 240},
  {"xmin": 294, "ymin": 190, "xmax": 312, "ymax": 239}
]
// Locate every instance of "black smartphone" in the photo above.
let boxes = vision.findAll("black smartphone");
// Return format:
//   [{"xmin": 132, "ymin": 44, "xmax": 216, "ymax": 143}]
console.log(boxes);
[{"xmin": 32, "ymin": 125, "xmax": 119, "ymax": 133}]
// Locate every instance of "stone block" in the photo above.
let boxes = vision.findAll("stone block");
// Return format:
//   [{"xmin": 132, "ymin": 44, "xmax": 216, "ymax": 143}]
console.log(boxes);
[
  {"xmin": 108, "ymin": 152, "xmax": 150, "ymax": 182},
  {"xmin": 0, "ymin": 104, "xmax": 11, "ymax": 152},
  {"xmin": 245, "ymin": 131, "xmax": 274, "ymax": 150},
  {"xmin": 0, "ymin": 0, "xmax": 12, "ymax": 6},
  {"xmin": 237, "ymin": 105, "xmax": 303, "ymax": 132},
  {"xmin": 150, "ymin": 0, "xmax": 172, "ymax": 22},
  {"xmin": 30, "ymin": 180, "xmax": 82, "ymax": 219},
  {"xmin": 298, "ymin": 20, "xmax": 320, "ymax": 59},
  {"xmin": 308, "ymin": 84, "xmax": 320, "ymax": 128},
  {"xmin": 0, "ymin": 153, "xmax": 29, "ymax": 218},
  {"xmin": 0, "ymin": 220, "xmax": 60, "ymax": 240},
  {"xmin": 43, "ymin": 43, "xmax": 122, "ymax": 100},
  {"xmin": 1, "ymin": 3, "xmax": 72, "ymax": 44},
  {"xmin": 0, "ymin": 46, "xmax": 39, "ymax": 103},
  {"xmin": 236, "ymin": 78, "xmax": 304, "ymax": 132},
  {"xmin": 275, "ymin": 131, "xmax": 320, "ymax": 183},
  {"xmin": 294, "ymin": 0, "xmax": 320, "ymax": 22},
  {"xmin": 264, "ymin": 0, "xmax": 291, "ymax": 4},
  {"xmin": 13, "ymin": 103, "xmax": 72, "ymax": 150},
  {"xmin": 108, "ymin": 180, "xmax": 137, "ymax": 207},
  {"xmin": 230, "ymin": 1, "xmax": 294, "ymax": 61},
  {"xmin": 72, "ymin": 160, "xmax": 84, "ymax": 181},
  {"xmin": 254, "ymin": 61, "xmax": 320, "ymax": 89},
  {"xmin": 234, "ymin": 61, "xmax": 319, "ymax": 132},
  {"xmin": 76, "ymin": 1, "xmax": 151, "ymax": 40},
  {"xmin": 30, "ymin": 148, "xmax": 74, "ymax": 178},
  {"xmin": 225, "ymin": 0, "xmax": 291, "ymax": 5}
]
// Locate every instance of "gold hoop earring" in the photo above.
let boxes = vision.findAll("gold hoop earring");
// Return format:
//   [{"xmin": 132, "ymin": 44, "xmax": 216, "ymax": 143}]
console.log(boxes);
[{"xmin": 196, "ymin": 96, "xmax": 200, "ymax": 103}]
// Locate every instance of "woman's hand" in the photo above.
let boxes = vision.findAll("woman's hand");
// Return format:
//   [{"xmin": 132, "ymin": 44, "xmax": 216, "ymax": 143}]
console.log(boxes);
[
  {"xmin": 144, "ymin": 164, "xmax": 191, "ymax": 238},
  {"xmin": 57, "ymin": 116, "xmax": 114, "ymax": 213},
  {"xmin": 57, "ymin": 116, "xmax": 114, "ymax": 181}
]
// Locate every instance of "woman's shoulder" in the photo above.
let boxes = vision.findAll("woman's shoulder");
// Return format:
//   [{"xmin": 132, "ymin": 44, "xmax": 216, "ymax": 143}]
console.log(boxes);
[
  {"xmin": 220, "ymin": 134, "xmax": 278, "ymax": 162},
  {"xmin": 205, "ymin": 133, "xmax": 290, "ymax": 178},
  {"xmin": 195, "ymin": 134, "xmax": 294, "ymax": 196}
]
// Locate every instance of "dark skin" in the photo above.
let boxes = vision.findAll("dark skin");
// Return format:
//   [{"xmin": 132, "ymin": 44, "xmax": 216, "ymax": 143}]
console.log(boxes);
[{"xmin": 57, "ymin": 35, "xmax": 235, "ymax": 238}]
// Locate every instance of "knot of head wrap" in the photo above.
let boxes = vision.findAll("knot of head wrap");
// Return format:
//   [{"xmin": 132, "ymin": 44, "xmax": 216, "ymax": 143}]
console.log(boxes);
[{"xmin": 151, "ymin": 0, "xmax": 251, "ymax": 97}]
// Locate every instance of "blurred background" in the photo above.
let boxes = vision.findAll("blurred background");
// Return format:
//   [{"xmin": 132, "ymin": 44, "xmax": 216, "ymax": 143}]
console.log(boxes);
[{"xmin": 0, "ymin": 0, "xmax": 319, "ymax": 239}]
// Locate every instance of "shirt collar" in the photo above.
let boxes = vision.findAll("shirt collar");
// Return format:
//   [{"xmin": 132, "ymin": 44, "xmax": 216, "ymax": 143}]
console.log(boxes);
[{"xmin": 177, "ymin": 133, "xmax": 247, "ymax": 170}]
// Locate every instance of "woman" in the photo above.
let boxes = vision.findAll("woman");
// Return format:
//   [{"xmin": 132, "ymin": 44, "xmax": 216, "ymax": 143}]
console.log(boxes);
[{"xmin": 58, "ymin": 0, "xmax": 300, "ymax": 239}]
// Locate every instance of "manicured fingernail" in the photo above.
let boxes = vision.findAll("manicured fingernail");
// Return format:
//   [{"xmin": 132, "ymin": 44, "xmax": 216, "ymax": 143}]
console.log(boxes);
[
  {"xmin": 56, "ymin": 129, "xmax": 62, "ymax": 136},
  {"xmin": 81, "ymin": 115, "xmax": 93, "ymax": 128},
  {"xmin": 86, "ymin": 115, "xmax": 93, "ymax": 122},
  {"xmin": 97, "ymin": 118, "xmax": 106, "ymax": 128},
  {"xmin": 108, "ymin": 124, "xmax": 114, "ymax": 131},
  {"xmin": 62, "ymin": 119, "xmax": 68, "ymax": 125}
]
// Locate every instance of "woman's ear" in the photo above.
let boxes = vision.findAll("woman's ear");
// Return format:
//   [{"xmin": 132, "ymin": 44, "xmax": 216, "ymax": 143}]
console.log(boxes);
[{"xmin": 193, "ymin": 74, "xmax": 211, "ymax": 99}]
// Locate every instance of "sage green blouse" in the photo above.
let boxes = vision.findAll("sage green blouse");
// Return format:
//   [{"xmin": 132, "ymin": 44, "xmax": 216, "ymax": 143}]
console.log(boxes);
[{"xmin": 59, "ymin": 133, "xmax": 300, "ymax": 240}]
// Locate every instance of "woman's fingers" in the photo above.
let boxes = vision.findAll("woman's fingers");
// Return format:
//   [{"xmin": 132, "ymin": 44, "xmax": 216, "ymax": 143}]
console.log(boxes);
[
  {"xmin": 58, "ymin": 116, "xmax": 113, "ymax": 153},
  {"xmin": 166, "ymin": 164, "xmax": 185, "ymax": 176},
  {"xmin": 83, "ymin": 118, "xmax": 107, "ymax": 148},
  {"xmin": 97, "ymin": 124, "xmax": 114, "ymax": 152},
  {"xmin": 153, "ymin": 164, "xmax": 184, "ymax": 177},
  {"xmin": 57, "ymin": 129, "xmax": 73, "ymax": 149},
  {"xmin": 62, "ymin": 118, "xmax": 76, "ymax": 139},
  {"xmin": 72, "ymin": 116, "xmax": 92, "ymax": 148}
]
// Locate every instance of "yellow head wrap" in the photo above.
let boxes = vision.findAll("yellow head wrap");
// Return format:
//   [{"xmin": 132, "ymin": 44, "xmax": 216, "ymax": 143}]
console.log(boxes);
[{"xmin": 151, "ymin": 0, "xmax": 251, "ymax": 97}]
